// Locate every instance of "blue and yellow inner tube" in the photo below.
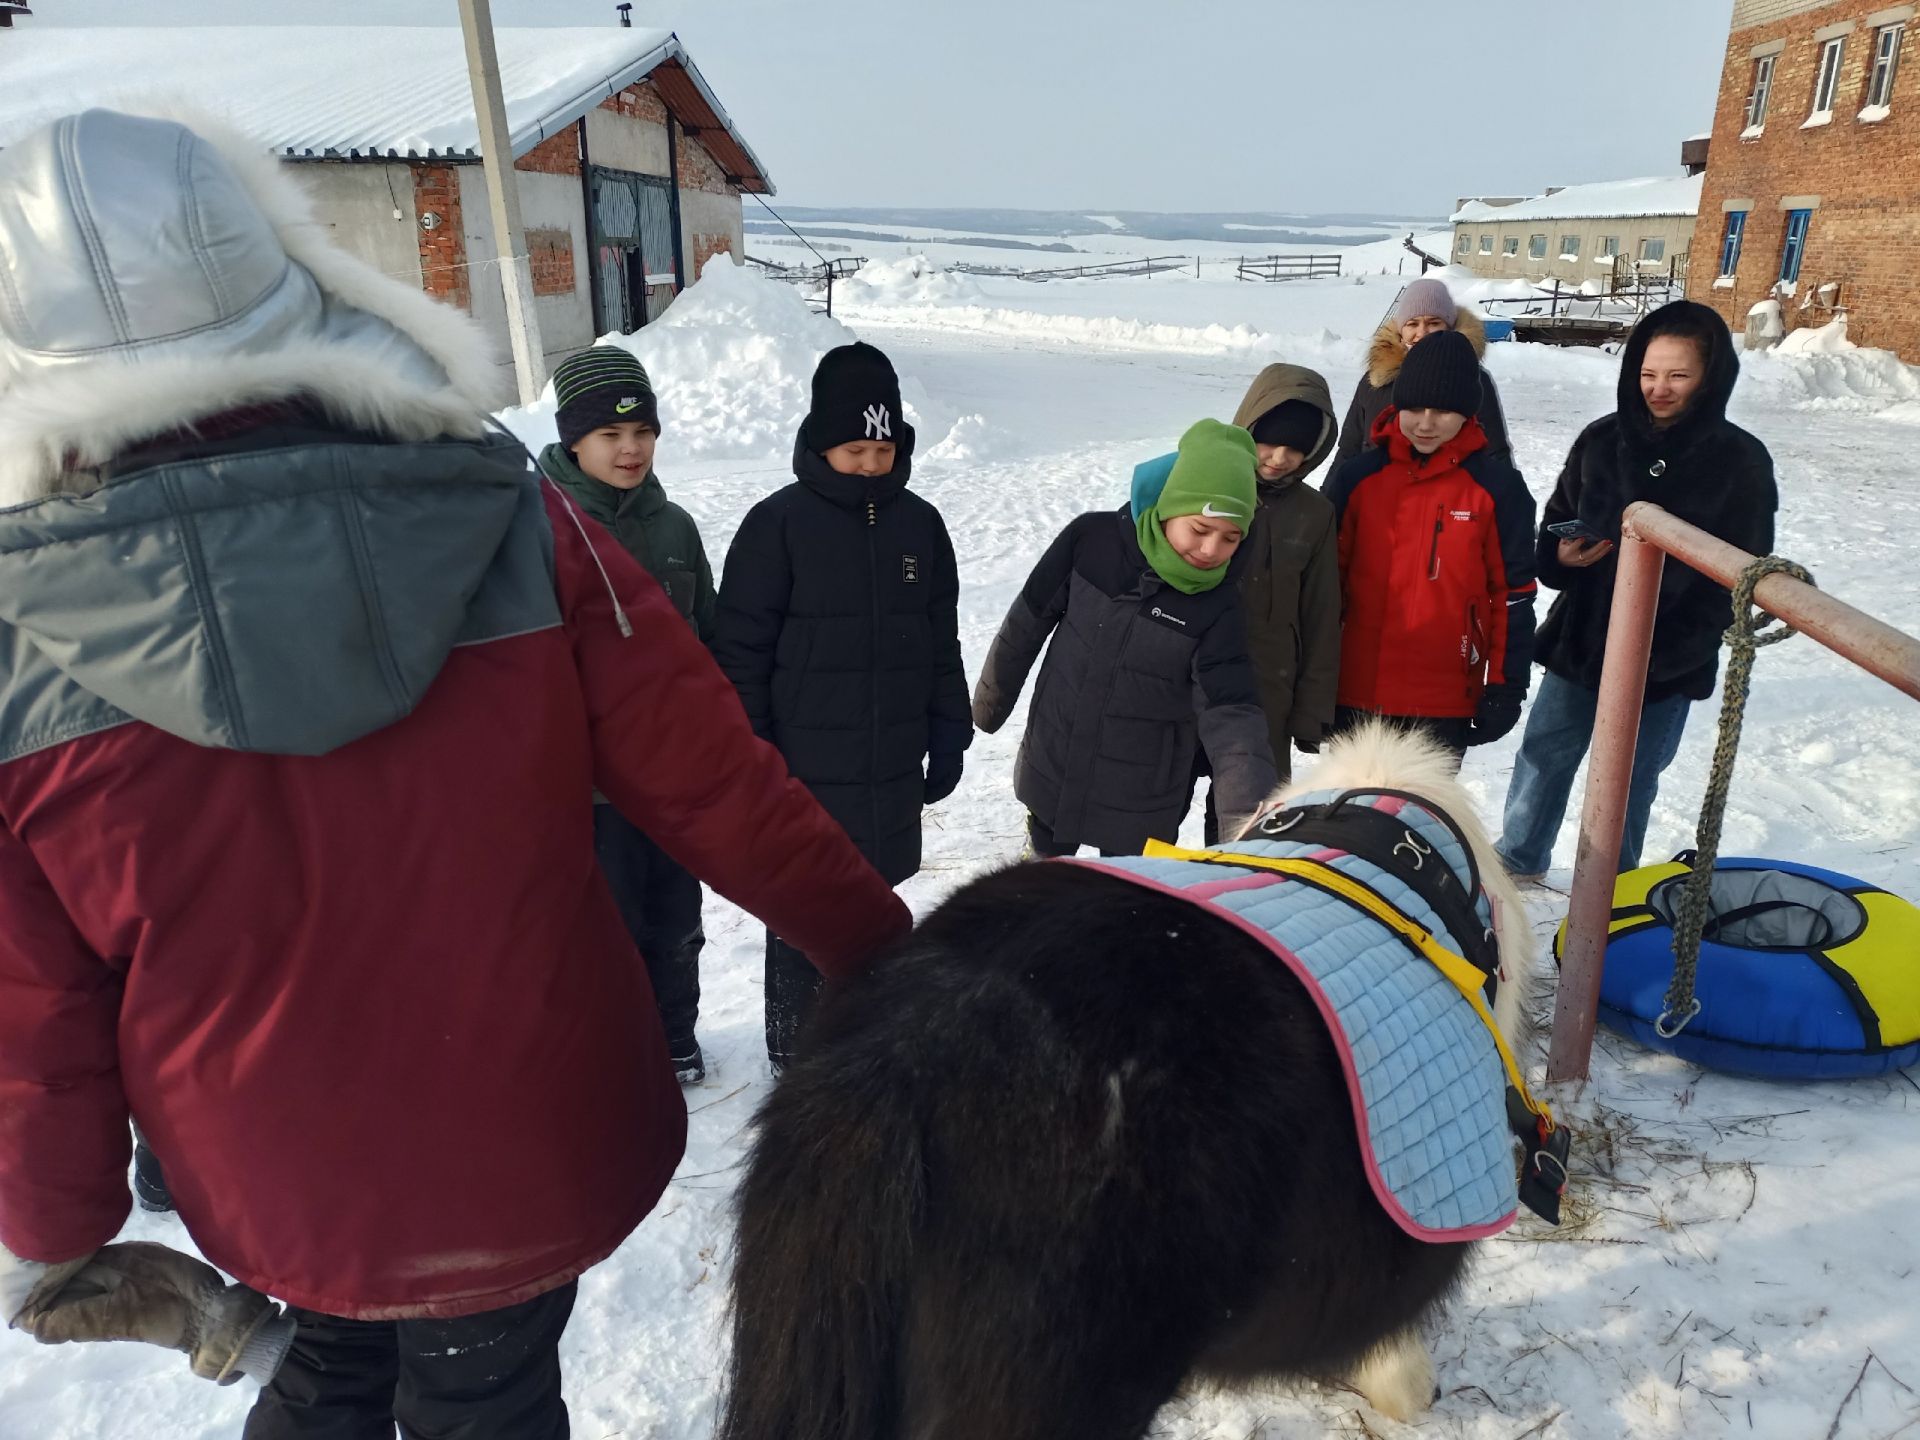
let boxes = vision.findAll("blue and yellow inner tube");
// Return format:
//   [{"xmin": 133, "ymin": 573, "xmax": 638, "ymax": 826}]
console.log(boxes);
[{"xmin": 1553, "ymin": 854, "xmax": 1920, "ymax": 1079}]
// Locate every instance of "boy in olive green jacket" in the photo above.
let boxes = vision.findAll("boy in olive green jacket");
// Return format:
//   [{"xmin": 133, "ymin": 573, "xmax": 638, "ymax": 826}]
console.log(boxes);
[{"xmin": 538, "ymin": 347, "xmax": 713, "ymax": 1082}]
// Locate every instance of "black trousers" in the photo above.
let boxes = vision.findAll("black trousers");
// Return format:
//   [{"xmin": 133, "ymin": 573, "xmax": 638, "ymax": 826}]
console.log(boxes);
[
  {"xmin": 1024, "ymin": 813, "xmax": 1136, "ymax": 860},
  {"xmin": 765, "ymin": 932, "xmax": 825, "ymax": 1072},
  {"xmin": 593, "ymin": 803, "xmax": 703, "ymax": 1054},
  {"xmin": 244, "ymin": 1283, "xmax": 576, "ymax": 1440},
  {"xmin": 1333, "ymin": 705, "xmax": 1471, "ymax": 767}
]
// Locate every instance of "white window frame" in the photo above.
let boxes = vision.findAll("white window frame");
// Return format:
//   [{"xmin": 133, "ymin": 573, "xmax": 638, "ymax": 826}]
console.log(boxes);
[
  {"xmin": 1479, "ymin": 234, "xmax": 1494, "ymax": 254},
  {"xmin": 1528, "ymin": 233, "xmax": 1548, "ymax": 259},
  {"xmin": 1456, "ymin": 231, "xmax": 1471, "ymax": 254},
  {"xmin": 1866, "ymin": 22, "xmax": 1905, "ymax": 110},
  {"xmin": 1637, "ymin": 237, "xmax": 1667, "ymax": 265},
  {"xmin": 1501, "ymin": 236, "xmax": 1520, "ymax": 257},
  {"xmin": 1807, "ymin": 37, "xmax": 1846, "ymax": 122},
  {"xmin": 1595, "ymin": 235, "xmax": 1621, "ymax": 259},
  {"xmin": 1745, "ymin": 53, "xmax": 1777, "ymax": 131}
]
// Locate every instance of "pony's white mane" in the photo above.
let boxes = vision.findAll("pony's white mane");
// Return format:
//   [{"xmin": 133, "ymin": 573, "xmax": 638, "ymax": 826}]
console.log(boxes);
[{"xmin": 1246, "ymin": 718, "xmax": 1537, "ymax": 1046}]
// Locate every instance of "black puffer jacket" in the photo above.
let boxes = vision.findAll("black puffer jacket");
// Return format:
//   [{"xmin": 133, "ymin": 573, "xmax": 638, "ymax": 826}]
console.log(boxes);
[
  {"xmin": 1535, "ymin": 300, "xmax": 1778, "ymax": 702},
  {"xmin": 713, "ymin": 427, "xmax": 971, "ymax": 885},
  {"xmin": 972, "ymin": 507, "xmax": 1277, "ymax": 854}
]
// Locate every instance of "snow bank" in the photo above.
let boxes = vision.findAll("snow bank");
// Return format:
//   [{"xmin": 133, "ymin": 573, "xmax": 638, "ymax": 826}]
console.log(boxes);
[
  {"xmin": 498, "ymin": 261, "xmax": 976, "ymax": 460},
  {"xmin": 1742, "ymin": 314, "xmax": 1920, "ymax": 418},
  {"xmin": 835, "ymin": 253, "xmax": 985, "ymax": 308}
]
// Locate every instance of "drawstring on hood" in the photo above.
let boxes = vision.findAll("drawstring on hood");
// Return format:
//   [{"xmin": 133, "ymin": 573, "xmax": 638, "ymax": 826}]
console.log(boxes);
[{"xmin": 543, "ymin": 479, "xmax": 634, "ymax": 638}]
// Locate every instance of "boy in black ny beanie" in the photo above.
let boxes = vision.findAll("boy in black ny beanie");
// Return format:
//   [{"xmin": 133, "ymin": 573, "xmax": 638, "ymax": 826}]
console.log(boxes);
[
  {"xmin": 1320, "ymin": 328, "xmax": 1538, "ymax": 764},
  {"xmin": 713, "ymin": 341, "xmax": 972, "ymax": 1072},
  {"xmin": 537, "ymin": 346, "xmax": 714, "ymax": 1084}
]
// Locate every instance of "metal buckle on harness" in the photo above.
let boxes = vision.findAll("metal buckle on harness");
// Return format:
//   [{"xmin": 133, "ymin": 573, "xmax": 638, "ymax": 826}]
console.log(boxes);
[{"xmin": 1392, "ymin": 830, "xmax": 1433, "ymax": 870}]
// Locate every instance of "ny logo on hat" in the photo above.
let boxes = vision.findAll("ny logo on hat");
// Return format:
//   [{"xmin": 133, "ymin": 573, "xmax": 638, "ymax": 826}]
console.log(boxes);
[{"xmin": 863, "ymin": 403, "xmax": 892, "ymax": 440}]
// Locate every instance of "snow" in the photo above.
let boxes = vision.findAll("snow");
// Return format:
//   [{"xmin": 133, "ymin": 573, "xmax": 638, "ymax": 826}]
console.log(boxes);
[
  {"xmin": 1084, "ymin": 214, "xmax": 1128, "ymax": 230},
  {"xmin": 0, "ymin": 28, "xmax": 766, "ymax": 178},
  {"xmin": 1451, "ymin": 175, "xmax": 1702, "ymax": 225},
  {"xmin": 8, "ymin": 245, "xmax": 1920, "ymax": 1440}
]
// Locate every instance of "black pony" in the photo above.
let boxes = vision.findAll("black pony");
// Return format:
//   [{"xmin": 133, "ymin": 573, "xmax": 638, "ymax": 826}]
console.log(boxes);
[{"xmin": 720, "ymin": 722, "xmax": 1535, "ymax": 1439}]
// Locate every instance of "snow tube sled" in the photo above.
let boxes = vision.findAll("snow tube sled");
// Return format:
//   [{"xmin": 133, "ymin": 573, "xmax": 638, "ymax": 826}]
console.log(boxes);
[{"xmin": 1553, "ymin": 853, "xmax": 1920, "ymax": 1079}]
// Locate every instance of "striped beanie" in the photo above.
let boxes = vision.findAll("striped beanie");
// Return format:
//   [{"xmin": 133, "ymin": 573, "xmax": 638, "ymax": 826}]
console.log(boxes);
[{"xmin": 552, "ymin": 348, "xmax": 659, "ymax": 449}]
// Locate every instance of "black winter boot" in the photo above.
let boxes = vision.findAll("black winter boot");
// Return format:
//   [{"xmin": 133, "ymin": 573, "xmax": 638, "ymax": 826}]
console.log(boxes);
[{"xmin": 133, "ymin": 1140, "xmax": 175, "ymax": 1214}]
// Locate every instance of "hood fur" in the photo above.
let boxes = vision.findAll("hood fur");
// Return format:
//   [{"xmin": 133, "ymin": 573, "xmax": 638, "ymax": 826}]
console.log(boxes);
[
  {"xmin": 0, "ymin": 105, "xmax": 508, "ymax": 505},
  {"xmin": 1364, "ymin": 306, "xmax": 1488, "ymax": 391}
]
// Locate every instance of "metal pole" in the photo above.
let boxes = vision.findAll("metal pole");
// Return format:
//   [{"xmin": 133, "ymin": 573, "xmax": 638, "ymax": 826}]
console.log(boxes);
[
  {"xmin": 1547, "ymin": 528, "xmax": 1664, "ymax": 1082},
  {"xmin": 1622, "ymin": 502, "xmax": 1920, "ymax": 701},
  {"xmin": 457, "ymin": 0, "xmax": 547, "ymax": 405}
]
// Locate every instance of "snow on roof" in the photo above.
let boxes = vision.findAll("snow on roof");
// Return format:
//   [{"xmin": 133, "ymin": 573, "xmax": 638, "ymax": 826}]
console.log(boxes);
[
  {"xmin": 0, "ymin": 25, "xmax": 772, "ymax": 189},
  {"xmin": 1450, "ymin": 174, "xmax": 1701, "ymax": 225}
]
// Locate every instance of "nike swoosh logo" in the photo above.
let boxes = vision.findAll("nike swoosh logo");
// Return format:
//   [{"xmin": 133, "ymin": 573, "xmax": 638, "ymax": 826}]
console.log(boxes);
[
  {"xmin": 1199, "ymin": 502, "xmax": 1244, "ymax": 520},
  {"xmin": 614, "ymin": 397, "xmax": 643, "ymax": 414}
]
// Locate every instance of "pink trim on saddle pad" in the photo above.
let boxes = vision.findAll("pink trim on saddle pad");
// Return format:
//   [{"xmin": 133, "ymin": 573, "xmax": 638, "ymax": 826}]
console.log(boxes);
[{"xmin": 1061, "ymin": 858, "xmax": 1516, "ymax": 1245}]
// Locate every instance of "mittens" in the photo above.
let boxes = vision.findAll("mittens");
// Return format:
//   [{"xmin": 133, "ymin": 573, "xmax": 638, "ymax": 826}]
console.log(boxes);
[
  {"xmin": 924, "ymin": 751, "xmax": 965, "ymax": 805},
  {"xmin": 1468, "ymin": 685, "xmax": 1524, "ymax": 746}
]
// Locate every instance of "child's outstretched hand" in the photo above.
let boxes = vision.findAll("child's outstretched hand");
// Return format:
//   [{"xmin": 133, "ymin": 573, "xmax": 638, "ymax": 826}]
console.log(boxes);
[{"xmin": 924, "ymin": 751, "xmax": 965, "ymax": 805}]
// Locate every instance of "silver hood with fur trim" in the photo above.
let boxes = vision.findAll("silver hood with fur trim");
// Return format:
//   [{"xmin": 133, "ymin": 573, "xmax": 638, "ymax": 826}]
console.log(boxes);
[{"xmin": 0, "ymin": 107, "xmax": 507, "ymax": 503}]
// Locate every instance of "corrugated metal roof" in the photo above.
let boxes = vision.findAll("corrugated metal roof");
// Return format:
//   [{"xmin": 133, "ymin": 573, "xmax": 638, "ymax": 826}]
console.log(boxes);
[
  {"xmin": 0, "ymin": 25, "xmax": 773, "ymax": 191},
  {"xmin": 1451, "ymin": 175, "xmax": 1701, "ymax": 225}
]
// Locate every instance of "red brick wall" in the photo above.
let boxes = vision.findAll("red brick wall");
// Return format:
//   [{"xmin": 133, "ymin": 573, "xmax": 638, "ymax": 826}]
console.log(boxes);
[
  {"xmin": 514, "ymin": 128, "xmax": 580, "ymax": 177},
  {"xmin": 412, "ymin": 165, "xmax": 470, "ymax": 312},
  {"xmin": 690, "ymin": 232, "xmax": 733, "ymax": 277},
  {"xmin": 676, "ymin": 128, "xmax": 735, "ymax": 195},
  {"xmin": 600, "ymin": 82, "xmax": 670, "ymax": 125},
  {"xmin": 1690, "ymin": 0, "xmax": 1920, "ymax": 357},
  {"xmin": 527, "ymin": 227, "xmax": 576, "ymax": 297}
]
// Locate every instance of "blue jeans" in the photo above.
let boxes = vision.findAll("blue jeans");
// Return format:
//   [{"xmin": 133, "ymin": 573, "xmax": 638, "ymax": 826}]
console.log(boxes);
[{"xmin": 1496, "ymin": 670, "xmax": 1692, "ymax": 876}]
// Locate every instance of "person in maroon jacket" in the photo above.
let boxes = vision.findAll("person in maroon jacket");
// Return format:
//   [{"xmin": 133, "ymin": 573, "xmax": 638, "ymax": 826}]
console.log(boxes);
[
  {"xmin": 0, "ymin": 109, "xmax": 909, "ymax": 1439},
  {"xmin": 1321, "ymin": 329, "xmax": 1539, "ymax": 763}
]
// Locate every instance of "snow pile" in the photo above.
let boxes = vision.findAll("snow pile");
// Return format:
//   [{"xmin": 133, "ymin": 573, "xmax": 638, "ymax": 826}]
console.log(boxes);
[
  {"xmin": 1742, "ymin": 314, "xmax": 1920, "ymax": 418},
  {"xmin": 497, "ymin": 262, "xmax": 857, "ymax": 459},
  {"xmin": 835, "ymin": 253, "xmax": 985, "ymax": 308}
]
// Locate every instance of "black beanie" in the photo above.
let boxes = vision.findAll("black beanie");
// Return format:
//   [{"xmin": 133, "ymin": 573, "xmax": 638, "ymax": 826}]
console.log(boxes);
[
  {"xmin": 803, "ymin": 342, "xmax": 904, "ymax": 453},
  {"xmin": 1248, "ymin": 399, "xmax": 1324, "ymax": 452},
  {"xmin": 553, "ymin": 348, "xmax": 658, "ymax": 451},
  {"xmin": 1392, "ymin": 329, "xmax": 1482, "ymax": 417}
]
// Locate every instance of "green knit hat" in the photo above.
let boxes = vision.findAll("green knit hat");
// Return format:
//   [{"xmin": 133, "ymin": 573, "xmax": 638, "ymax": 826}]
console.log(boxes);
[{"xmin": 1137, "ymin": 420, "xmax": 1258, "ymax": 594}]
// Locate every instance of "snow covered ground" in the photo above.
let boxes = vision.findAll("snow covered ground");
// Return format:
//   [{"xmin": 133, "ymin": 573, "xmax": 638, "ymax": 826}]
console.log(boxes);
[{"xmin": 6, "ymin": 255, "xmax": 1918, "ymax": 1440}]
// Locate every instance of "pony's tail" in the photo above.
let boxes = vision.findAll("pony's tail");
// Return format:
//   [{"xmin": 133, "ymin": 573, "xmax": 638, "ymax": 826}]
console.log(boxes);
[{"xmin": 718, "ymin": 1049, "xmax": 923, "ymax": 1440}]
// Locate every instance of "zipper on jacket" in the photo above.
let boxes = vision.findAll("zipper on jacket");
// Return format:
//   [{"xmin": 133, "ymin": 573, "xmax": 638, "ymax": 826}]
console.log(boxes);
[{"xmin": 1426, "ymin": 510, "xmax": 1443, "ymax": 581}]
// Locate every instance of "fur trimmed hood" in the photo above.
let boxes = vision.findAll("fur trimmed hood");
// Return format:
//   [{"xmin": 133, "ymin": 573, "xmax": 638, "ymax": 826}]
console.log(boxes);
[
  {"xmin": 0, "ymin": 107, "xmax": 508, "ymax": 505},
  {"xmin": 1364, "ymin": 307, "xmax": 1488, "ymax": 391}
]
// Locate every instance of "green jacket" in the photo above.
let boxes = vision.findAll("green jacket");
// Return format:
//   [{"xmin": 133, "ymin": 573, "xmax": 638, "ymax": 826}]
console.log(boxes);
[
  {"xmin": 1230, "ymin": 365, "xmax": 1343, "ymax": 768},
  {"xmin": 538, "ymin": 442, "xmax": 716, "ymax": 642}
]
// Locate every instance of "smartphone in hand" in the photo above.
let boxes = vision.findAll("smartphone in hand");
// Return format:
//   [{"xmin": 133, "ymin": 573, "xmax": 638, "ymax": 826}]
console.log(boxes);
[{"xmin": 1546, "ymin": 518, "xmax": 1607, "ymax": 543}]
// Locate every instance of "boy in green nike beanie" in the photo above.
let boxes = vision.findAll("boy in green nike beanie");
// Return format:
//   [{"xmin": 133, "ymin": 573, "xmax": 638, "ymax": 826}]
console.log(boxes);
[{"xmin": 973, "ymin": 419, "xmax": 1277, "ymax": 857}]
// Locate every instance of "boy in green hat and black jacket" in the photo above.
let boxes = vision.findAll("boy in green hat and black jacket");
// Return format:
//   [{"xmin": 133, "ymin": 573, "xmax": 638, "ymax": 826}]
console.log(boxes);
[
  {"xmin": 974, "ymin": 419, "xmax": 1278, "ymax": 857},
  {"xmin": 538, "ymin": 347, "xmax": 714, "ymax": 1083}
]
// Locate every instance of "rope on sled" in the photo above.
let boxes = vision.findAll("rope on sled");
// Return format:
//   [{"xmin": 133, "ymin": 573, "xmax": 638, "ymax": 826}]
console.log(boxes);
[{"xmin": 1658, "ymin": 554, "xmax": 1817, "ymax": 1038}]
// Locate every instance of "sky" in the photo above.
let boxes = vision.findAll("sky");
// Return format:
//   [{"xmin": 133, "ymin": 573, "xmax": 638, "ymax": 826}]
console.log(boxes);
[{"xmin": 21, "ymin": 0, "xmax": 1735, "ymax": 216}]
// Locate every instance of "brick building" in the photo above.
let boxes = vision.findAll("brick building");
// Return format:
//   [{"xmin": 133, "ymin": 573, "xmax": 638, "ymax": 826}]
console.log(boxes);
[
  {"xmin": 0, "ymin": 25, "xmax": 774, "ymax": 372},
  {"xmin": 1690, "ymin": 1, "xmax": 1920, "ymax": 355}
]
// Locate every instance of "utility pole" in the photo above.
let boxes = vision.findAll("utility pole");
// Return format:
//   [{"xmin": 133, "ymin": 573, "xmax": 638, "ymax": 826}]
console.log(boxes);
[{"xmin": 457, "ymin": 0, "xmax": 547, "ymax": 404}]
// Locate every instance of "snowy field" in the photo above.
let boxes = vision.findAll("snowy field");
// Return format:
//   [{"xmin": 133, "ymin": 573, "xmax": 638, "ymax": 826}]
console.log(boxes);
[{"xmin": 5, "ymin": 246, "xmax": 1919, "ymax": 1440}]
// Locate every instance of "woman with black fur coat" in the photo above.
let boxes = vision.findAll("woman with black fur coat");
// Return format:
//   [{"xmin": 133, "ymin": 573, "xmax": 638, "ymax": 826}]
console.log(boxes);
[{"xmin": 1494, "ymin": 301, "xmax": 1778, "ymax": 879}]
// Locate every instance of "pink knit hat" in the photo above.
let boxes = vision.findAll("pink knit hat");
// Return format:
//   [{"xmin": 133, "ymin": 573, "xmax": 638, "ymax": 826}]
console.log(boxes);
[{"xmin": 1394, "ymin": 278, "xmax": 1456, "ymax": 327}]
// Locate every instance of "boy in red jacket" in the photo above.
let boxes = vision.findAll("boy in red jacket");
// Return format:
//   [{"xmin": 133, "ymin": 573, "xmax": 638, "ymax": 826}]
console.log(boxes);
[{"xmin": 1322, "ymin": 329, "xmax": 1538, "ymax": 762}]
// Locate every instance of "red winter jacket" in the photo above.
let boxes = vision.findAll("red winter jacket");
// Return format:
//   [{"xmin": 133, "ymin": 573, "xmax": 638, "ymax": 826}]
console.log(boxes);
[
  {"xmin": 0, "ymin": 429, "xmax": 910, "ymax": 1320},
  {"xmin": 1322, "ymin": 411, "xmax": 1538, "ymax": 718}
]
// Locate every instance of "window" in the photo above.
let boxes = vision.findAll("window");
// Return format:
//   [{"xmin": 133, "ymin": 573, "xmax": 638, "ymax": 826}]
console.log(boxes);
[
  {"xmin": 1596, "ymin": 235, "xmax": 1621, "ymax": 258},
  {"xmin": 1502, "ymin": 236, "xmax": 1520, "ymax": 256},
  {"xmin": 1780, "ymin": 208, "xmax": 1812, "ymax": 283},
  {"xmin": 1810, "ymin": 36, "xmax": 1845, "ymax": 119},
  {"xmin": 1745, "ymin": 53, "xmax": 1776, "ymax": 129},
  {"xmin": 1479, "ymin": 234, "xmax": 1493, "ymax": 254},
  {"xmin": 1559, "ymin": 234, "xmax": 1581, "ymax": 258},
  {"xmin": 1719, "ymin": 210, "xmax": 1748, "ymax": 277},
  {"xmin": 1638, "ymin": 237, "xmax": 1667, "ymax": 264},
  {"xmin": 1528, "ymin": 233, "xmax": 1548, "ymax": 259},
  {"xmin": 1866, "ymin": 23, "xmax": 1904, "ymax": 110},
  {"xmin": 1456, "ymin": 231, "xmax": 1471, "ymax": 255}
]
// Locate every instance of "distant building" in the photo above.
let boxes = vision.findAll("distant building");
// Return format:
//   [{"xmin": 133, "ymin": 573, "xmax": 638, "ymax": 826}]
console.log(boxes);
[
  {"xmin": 1449, "ymin": 173, "xmax": 1701, "ymax": 288},
  {"xmin": 0, "ymin": 24, "xmax": 773, "ymax": 370},
  {"xmin": 1689, "ymin": 0, "xmax": 1919, "ymax": 356}
]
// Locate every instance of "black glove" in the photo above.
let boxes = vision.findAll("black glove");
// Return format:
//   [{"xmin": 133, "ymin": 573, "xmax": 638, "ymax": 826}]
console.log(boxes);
[
  {"xmin": 1468, "ymin": 685, "xmax": 1524, "ymax": 746},
  {"xmin": 924, "ymin": 751, "xmax": 964, "ymax": 805}
]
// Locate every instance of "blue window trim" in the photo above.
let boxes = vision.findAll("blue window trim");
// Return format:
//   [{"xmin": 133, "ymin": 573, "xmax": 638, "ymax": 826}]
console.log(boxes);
[
  {"xmin": 1720, "ymin": 211, "xmax": 1748, "ymax": 277},
  {"xmin": 1780, "ymin": 208, "xmax": 1812, "ymax": 284}
]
